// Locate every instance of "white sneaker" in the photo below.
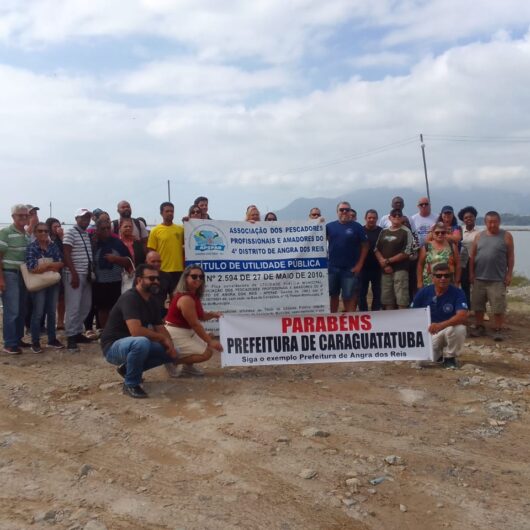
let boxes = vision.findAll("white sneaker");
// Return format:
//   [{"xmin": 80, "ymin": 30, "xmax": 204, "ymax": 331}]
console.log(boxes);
[
  {"xmin": 181, "ymin": 364, "xmax": 204, "ymax": 377},
  {"xmin": 165, "ymin": 363, "xmax": 180, "ymax": 378}
]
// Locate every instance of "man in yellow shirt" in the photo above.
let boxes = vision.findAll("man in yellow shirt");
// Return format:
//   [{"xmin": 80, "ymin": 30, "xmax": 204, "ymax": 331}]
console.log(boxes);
[{"xmin": 147, "ymin": 202, "xmax": 184, "ymax": 295}]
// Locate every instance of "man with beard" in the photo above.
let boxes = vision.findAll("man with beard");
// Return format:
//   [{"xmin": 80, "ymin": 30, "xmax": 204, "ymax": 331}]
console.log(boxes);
[
  {"xmin": 100, "ymin": 264, "xmax": 179, "ymax": 398},
  {"xmin": 112, "ymin": 200, "xmax": 148, "ymax": 250}
]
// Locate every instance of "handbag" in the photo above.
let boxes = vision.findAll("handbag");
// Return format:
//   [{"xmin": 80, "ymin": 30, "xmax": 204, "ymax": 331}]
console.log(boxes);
[
  {"xmin": 20, "ymin": 262, "xmax": 61, "ymax": 292},
  {"xmin": 121, "ymin": 257, "xmax": 135, "ymax": 293}
]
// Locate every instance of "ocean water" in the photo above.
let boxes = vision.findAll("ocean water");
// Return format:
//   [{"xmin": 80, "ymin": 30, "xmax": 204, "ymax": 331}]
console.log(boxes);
[{"xmin": 511, "ymin": 229, "xmax": 530, "ymax": 278}]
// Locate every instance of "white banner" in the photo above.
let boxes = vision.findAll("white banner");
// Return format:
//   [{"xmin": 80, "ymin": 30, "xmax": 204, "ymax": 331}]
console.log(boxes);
[
  {"xmin": 184, "ymin": 220, "xmax": 329, "ymax": 326},
  {"xmin": 220, "ymin": 308, "xmax": 433, "ymax": 366}
]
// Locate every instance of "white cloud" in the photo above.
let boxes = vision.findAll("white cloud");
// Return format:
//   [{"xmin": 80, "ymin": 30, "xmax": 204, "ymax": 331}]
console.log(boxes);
[
  {"xmin": 2, "ymin": 28, "xmax": 530, "ymax": 221},
  {"xmin": 350, "ymin": 51, "xmax": 410, "ymax": 68},
  {"xmin": 116, "ymin": 59, "xmax": 294, "ymax": 101}
]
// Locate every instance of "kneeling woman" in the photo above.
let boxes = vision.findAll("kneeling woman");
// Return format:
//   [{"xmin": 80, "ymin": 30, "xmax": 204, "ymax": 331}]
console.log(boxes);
[{"xmin": 165, "ymin": 265, "xmax": 222, "ymax": 376}]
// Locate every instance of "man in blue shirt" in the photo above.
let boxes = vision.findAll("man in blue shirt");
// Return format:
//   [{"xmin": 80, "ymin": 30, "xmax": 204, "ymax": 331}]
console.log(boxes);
[
  {"xmin": 411, "ymin": 262, "xmax": 468, "ymax": 368},
  {"xmin": 326, "ymin": 201, "xmax": 368, "ymax": 313}
]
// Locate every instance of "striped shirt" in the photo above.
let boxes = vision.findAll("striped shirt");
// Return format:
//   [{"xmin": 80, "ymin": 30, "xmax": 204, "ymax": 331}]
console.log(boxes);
[
  {"xmin": 63, "ymin": 226, "xmax": 93, "ymax": 274},
  {"xmin": 0, "ymin": 224, "xmax": 30, "ymax": 271},
  {"xmin": 26, "ymin": 240, "xmax": 63, "ymax": 271}
]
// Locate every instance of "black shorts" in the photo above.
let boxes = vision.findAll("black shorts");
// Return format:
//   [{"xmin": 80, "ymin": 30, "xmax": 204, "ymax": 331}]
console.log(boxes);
[{"xmin": 93, "ymin": 281, "xmax": 122, "ymax": 310}]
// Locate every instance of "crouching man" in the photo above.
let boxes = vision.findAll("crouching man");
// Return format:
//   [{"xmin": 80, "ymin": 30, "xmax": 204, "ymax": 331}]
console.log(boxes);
[
  {"xmin": 411, "ymin": 262, "xmax": 468, "ymax": 369},
  {"xmin": 100, "ymin": 264, "xmax": 178, "ymax": 398}
]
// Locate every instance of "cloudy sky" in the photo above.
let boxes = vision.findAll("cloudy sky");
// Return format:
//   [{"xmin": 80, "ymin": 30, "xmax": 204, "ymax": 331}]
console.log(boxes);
[{"xmin": 1, "ymin": 1, "xmax": 530, "ymax": 223}]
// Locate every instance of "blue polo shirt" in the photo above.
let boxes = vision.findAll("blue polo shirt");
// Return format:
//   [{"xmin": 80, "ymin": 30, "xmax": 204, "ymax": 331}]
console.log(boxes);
[
  {"xmin": 411, "ymin": 284, "xmax": 468, "ymax": 323},
  {"xmin": 326, "ymin": 220, "xmax": 367, "ymax": 269}
]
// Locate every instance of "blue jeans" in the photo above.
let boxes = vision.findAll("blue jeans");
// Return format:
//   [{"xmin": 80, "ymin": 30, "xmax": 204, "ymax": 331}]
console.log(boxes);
[
  {"xmin": 30, "ymin": 284, "xmax": 59, "ymax": 343},
  {"xmin": 328, "ymin": 266, "xmax": 360, "ymax": 300},
  {"xmin": 104, "ymin": 336, "xmax": 174, "ymax": 386},
  {"xmin": 359, "ymin": 268, "xmax": 382, "ymax": 311},
  {"xmin": 2, "ymin": 270, "xmax": 27, "ymax": 348}
]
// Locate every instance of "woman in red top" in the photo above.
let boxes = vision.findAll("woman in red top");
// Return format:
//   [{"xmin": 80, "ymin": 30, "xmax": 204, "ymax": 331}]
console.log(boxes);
[{"xmin": 165, "ymin": 265, "xmax": 222, "ymax": 376}]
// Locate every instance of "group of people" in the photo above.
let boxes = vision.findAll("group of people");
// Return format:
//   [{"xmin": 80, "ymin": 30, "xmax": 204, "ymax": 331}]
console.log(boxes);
[
  {"xmin": 325, "ymin": 196, "xmax": 514, "ymax": 366},
  {"xmin": 0, "ymin": 193, "xmax": 515, "ymax": 397}
]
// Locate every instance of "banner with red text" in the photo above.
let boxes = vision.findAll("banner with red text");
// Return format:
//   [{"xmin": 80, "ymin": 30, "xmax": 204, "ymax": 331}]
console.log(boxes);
[{"xmin": 220, "ymin": 308, "xmax": 433, "ymax": 366}]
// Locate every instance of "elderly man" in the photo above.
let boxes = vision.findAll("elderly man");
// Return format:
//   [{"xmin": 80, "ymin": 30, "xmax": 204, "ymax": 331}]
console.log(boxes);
[
  {"xmin": 411, "ymin": 262, "xmax": 468, "ymax": 369},
  {"xmin": 326, "ymin": 201, "xmax": 368, "ymax": 313},
  {"xmin": 63, "ymin": 208, "xmax": 94, "ymax": 351},
  {"xmin": 378, "ymin": 196, "xmax": 412, "ymax": 229},
  {"xmin": 411, "ymin": 197, "xmax": 436, "ymax": 247},
  {"xmin": 469, "ymin": 211, "xmax": 514, "ymax": 341},
  {"xmin": 112, "ymin": 200, "xmax": 149, "ymax": 249},
  {"xmin": 100, "ymin": 264, "xmax": 179, "ymax": 398},
  {"xmin": 0, "ymin": 204, "xmax": 30, "ymax": 354}
]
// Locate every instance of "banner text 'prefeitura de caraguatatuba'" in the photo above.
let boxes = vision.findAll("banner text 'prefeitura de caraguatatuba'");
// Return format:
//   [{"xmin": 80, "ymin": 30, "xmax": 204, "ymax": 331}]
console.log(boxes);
[{"xmin": 220, "ymin": 308, "xmax": 433, "ymax": 366}]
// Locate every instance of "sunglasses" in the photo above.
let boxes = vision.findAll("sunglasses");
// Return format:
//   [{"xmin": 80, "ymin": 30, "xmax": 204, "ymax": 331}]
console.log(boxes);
[
  {"xmin": 433, "ymin": 231, "xmax": 446, "ymax": 235},
  {"xmin": 191, "ymin": 210, "xmax": 201, "ymax": 214},
  {"xmin": 142, "ymin": 275, "xmax": 160, "ymax": 282},
  {"xmin": 310, "ymin": 212, "xmax": 321, "ymax": 217},
  {"xmin": 391, "ymin": 214, "xmax": 402, "ymax": 218},
  {"xmin": 189, "ymin": 274, "xmax": 205, "ymax": 280},
  {"xmin": 338, "ymin": 208, "xmax": 351, "ymax": 213},
  {"xmin": 418, "ymin": 203, "xmax": 430, "ymax": 207},
  {"xmin": 434, "ymin": 273, "xmax": 451, "ymax": 279}
]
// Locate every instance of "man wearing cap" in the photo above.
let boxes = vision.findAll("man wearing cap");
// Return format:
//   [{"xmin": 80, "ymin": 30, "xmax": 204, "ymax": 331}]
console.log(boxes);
[
  {"xmin": 25, "ymin": 205, "xmax": 40, "ymax": 239},
  {"xmin": 374, "ymin": 208, "xmax": 413, "ymax": 310},
  {"xmin": 0, "ymin": 204, "xmax": 31, "ymax": 354},
  {"xmin": 63, "ymin": 208, "xmax": 94, "ymax": 351},
  {"xmin": 411, "ymin": 262, "xmax": 468, "ymax": 369}
]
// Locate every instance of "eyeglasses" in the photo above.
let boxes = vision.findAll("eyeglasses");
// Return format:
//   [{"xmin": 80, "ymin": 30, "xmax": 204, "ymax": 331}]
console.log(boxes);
[
  {"xmin": 338, "ymin": 208, "xmax": 351, "ymax": 213},
  {"xmin": 189, "ymin": 274, "xmax": 205, "ymax": 280},
  {"xmin": 433, "ymin": 231, "xmax": 446, "ymax": 235},
  {"xmin": 418, "ymin": 203, "xmax": 429, "ymax": 207},
  {"xmin": 434, "ymin": 273, "xmax": 451, "ymax": 279},
  {"xmin": 37, "ymin": 229, "xmax": 49, "ymax": 233},
  {"xmin": 142, "ymin": 275, "xmax": 160, "ymax": 282}
]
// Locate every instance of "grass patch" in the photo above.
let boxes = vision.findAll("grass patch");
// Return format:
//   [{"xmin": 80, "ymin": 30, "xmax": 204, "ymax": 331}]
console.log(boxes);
[{"xmin": 511, "ymin": 274, "xmax": 530, "ymax": 287}]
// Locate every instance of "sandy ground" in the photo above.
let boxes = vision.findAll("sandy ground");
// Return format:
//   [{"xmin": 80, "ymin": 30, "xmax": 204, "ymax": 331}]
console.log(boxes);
[{"xmin": 1, "ymin": 290, "xmax": 529, "ymax": 530}]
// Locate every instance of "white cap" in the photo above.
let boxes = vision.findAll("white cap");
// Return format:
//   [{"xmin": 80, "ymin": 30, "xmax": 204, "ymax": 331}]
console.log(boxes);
[{"xmin": 74, "ymin": 208, "xmax": 92, "ymax": 218}]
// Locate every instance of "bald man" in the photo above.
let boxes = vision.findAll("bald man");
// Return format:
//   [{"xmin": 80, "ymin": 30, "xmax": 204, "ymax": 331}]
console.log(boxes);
[{"xmin": 112, "ymin": 200, "xmax": 148, "ymax": 250}]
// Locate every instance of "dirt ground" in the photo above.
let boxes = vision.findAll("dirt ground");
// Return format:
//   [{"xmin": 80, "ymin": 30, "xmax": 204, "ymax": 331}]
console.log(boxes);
[{"xmin": 1, "ymin": 291, "xmax": 529, "ymax": 530}]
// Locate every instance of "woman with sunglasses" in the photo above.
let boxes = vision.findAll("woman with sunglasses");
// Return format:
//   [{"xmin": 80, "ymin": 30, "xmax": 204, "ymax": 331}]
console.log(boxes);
[
  {"xmin": 25, "ymin": 222, "xmax": 65, "ymax": 352},
  {"xmin": 188, "ymin": 205, "xmax": 203, "ymax": 219},
  {"xmin": 164, "ymin": 265, "xmax": 222, "ymax": 376},
  {"xmin": 417, "ymin": 222, "xmax": 460, "ymax": 289}
]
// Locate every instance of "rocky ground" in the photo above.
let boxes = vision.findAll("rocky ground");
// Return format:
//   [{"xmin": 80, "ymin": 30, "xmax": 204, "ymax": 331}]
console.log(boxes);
[{"xmin": 0, "ymin": 293, "xmax": 529, "ymax": 530}]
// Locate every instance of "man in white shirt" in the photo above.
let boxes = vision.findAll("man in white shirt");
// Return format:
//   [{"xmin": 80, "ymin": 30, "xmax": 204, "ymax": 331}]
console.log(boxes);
[{"xmin": 411, "ymin": 197, "xmax": 437, "ymax": 246}]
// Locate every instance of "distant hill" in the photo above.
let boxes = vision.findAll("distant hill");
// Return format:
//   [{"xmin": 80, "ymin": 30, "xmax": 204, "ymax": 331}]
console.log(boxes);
[{"xmin": 276, "ymin": 187, "xmax": 530, "ymax": 222}]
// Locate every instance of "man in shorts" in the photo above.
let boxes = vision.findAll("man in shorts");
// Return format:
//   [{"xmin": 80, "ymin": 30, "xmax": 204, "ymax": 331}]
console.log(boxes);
[
  {"xmin": 411, "ymin": 262, "xmax": 468, "ymax": 369},
  {"xmin": 374, "ymin": 208, "xmax": 413, "ymax": 309},
  {"xmin": 100, "ymin": 264, "xmax": 179, "ymax": 398},
  {"xmin": 469, "ymin": 211, "xmax": 514, "ymax": 341},
  {"xmin": 326, "ymin": 201, "xmax": 368, "ymax": 313}
]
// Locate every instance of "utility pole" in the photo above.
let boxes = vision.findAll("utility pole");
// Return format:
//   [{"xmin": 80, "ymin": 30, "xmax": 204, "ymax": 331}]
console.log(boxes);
[
  {"xmin": 420, "ymin": 133, "xmax": 431, "ymax": 203},
  {"xmin": 167, "ymin": 180, "xmax": 171, "ymax": 202},
  {"xmin": 49, "ymin": 201, "xmax": 52, "ymax": 218}
]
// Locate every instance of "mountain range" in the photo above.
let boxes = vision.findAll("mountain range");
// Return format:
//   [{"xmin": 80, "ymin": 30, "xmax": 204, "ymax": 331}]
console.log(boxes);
[{"xmin": 275, "ymin": 187, "xmax": 530, "ymax": 221}]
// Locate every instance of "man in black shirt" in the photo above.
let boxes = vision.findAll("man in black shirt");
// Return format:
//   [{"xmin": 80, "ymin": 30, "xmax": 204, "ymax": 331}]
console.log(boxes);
[
  {"xmin": 100, "ymin": 264, "xmax": 178, "ymax": 398},
  {"xmin": 359, "ymin": 209, "xmax": 382, "ymax": 311}
]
